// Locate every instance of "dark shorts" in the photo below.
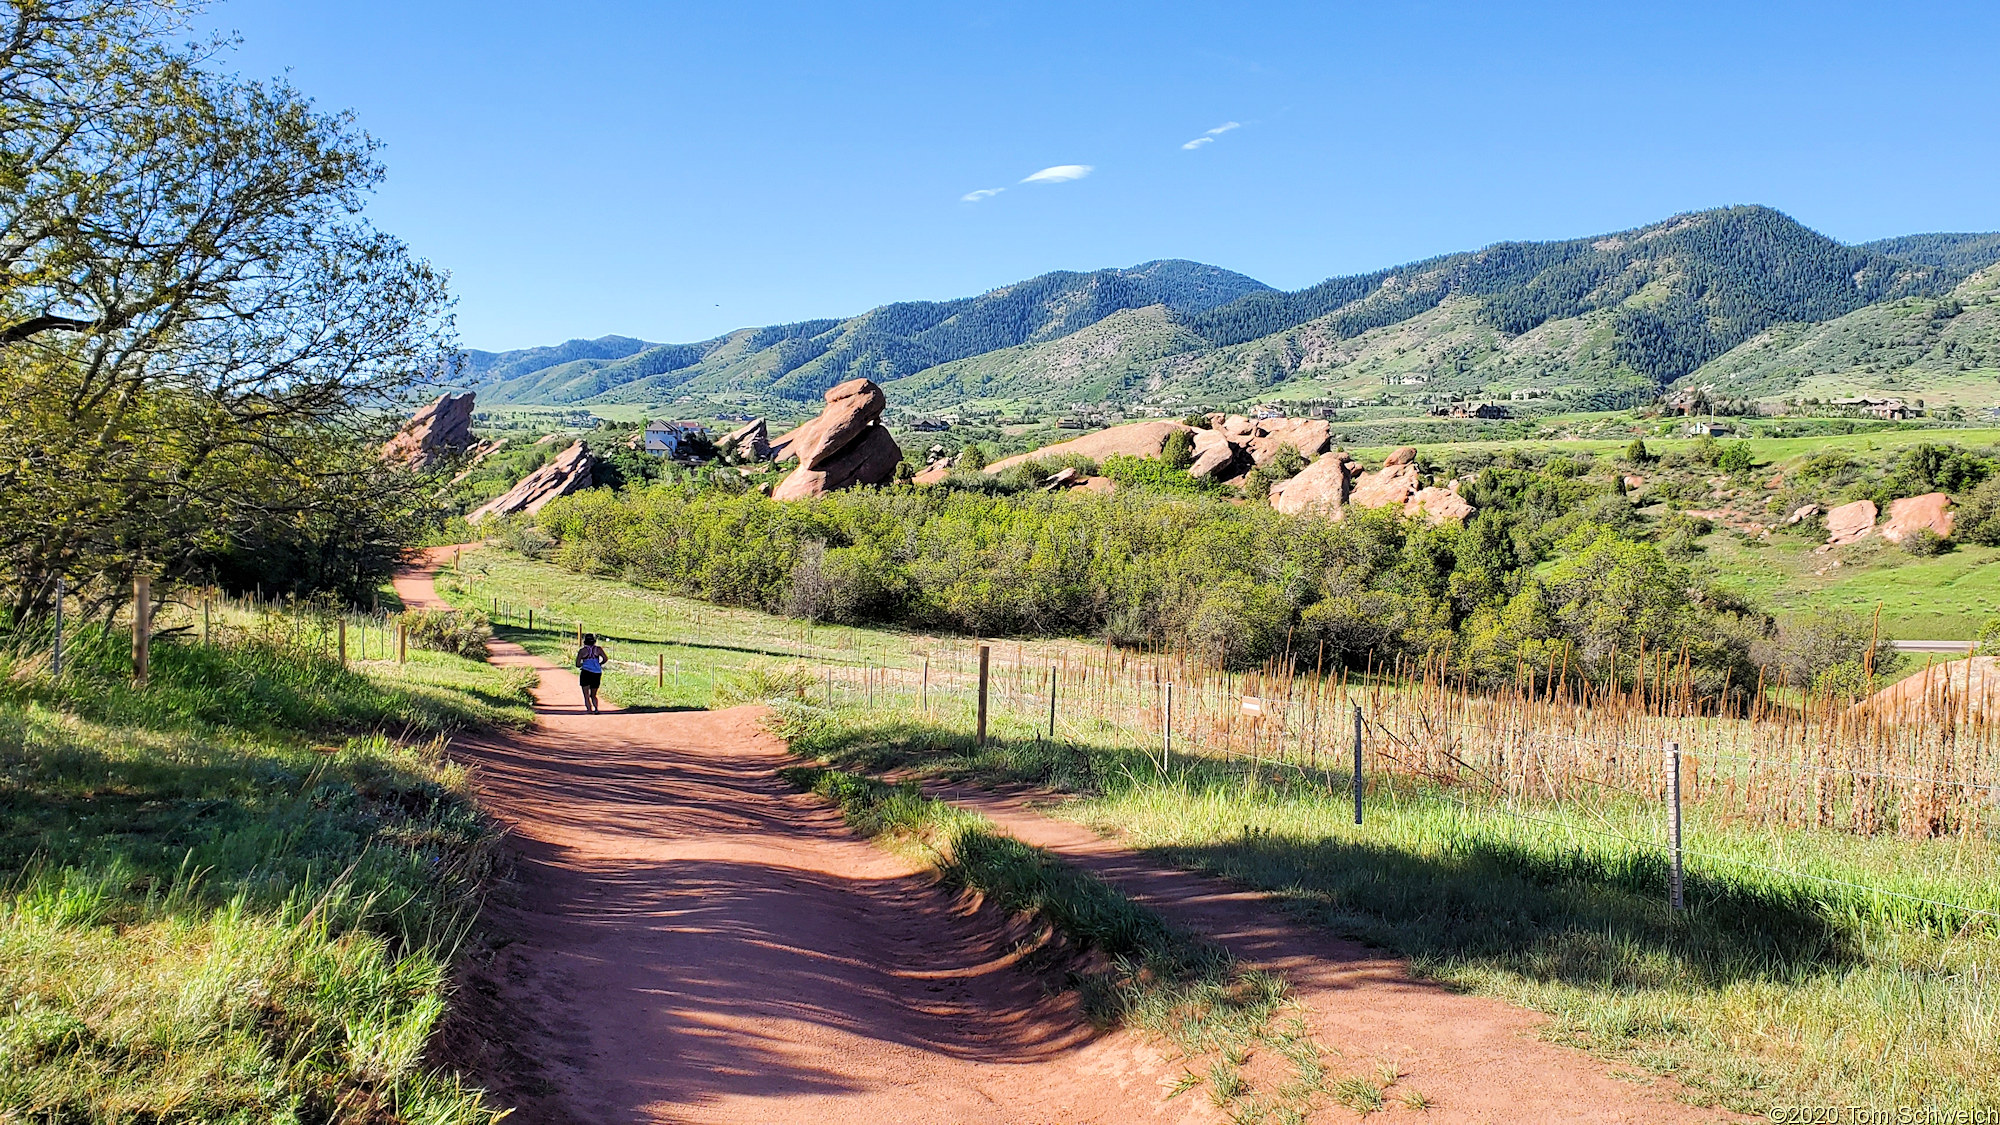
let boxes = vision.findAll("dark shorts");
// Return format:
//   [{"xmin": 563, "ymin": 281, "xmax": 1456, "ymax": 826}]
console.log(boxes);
[{"xmin": 578, "ymin": 670, "xmax": 602, "ymax": 689}]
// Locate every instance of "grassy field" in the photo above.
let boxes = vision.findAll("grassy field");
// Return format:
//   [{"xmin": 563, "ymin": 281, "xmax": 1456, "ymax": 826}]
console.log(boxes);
[
  {"xmin": 0, "ymin": 617, "xmax": 535, "ymax": 1122},
  {"xmin": 1701, "ymin": 532, "xmax": 2000, "ymax": 638},
  {"xmin": 450, "ymin": 546, "xmax": 2000, "ymax": 1116}
]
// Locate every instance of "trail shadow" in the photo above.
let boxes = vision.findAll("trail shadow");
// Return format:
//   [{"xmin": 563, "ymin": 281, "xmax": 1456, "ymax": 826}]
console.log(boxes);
[
  {"xmin": 790, "ymin": 713, "xmax": 1872, "ymax": 993},
  {"xmin": 448, "ymin": 716, "xmax": 1108, "ymax": 1119}
]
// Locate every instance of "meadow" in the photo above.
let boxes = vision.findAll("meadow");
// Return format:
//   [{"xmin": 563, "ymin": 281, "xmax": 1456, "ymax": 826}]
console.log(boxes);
[
  {"xmin": 440, "ymin": 544, "xmax": 2000, "ymax": 1116},
  {"xmin": 0, "ymin": 605, "xmax": 535, "ymax": 1122}
]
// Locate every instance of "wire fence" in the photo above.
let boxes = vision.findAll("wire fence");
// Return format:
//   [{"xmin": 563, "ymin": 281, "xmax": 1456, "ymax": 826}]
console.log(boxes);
[{"xmin": 19, "ymin": 574, "xmax": 1999, "ymax": 928}]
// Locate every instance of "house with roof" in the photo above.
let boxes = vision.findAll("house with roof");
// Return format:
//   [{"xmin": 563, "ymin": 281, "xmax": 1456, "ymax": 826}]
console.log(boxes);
[{"xmin": 644, "ymin": 419, "xmax": 707, "ymax": 457}]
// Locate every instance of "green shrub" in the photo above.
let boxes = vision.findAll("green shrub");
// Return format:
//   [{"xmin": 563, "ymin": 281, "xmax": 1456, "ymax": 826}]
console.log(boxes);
[
  {"xmin": 1161, "ymin": 428, "xmax": 1194, "ymax": 470},
  {"xmin": 957, "ymin": 443, "xmax": 988, "ymax": 471},
  {"xmin": 1715, "ymin": 442, "xmax": 1757, "ymax": 474},
  {"xmin": 1623, "ymin": 438, "xmax": 1653, "ymax": 465},
  {"xmin": 1900, "ymin": 527, "xmax": 1950, "ymax": 557},
  {"xmin": 400, "ymin": 609, "xmax": 492, "ymax": 659},
  {"xmin": 1100, "ymin": 453, "xmax": 1218, "ymax": 495}
]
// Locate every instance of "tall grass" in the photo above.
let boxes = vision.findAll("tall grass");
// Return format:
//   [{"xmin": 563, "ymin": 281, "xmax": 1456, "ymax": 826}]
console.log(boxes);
[{"xmin": 0, "ymin": 624, "xmax": 534, "ymax": 1122}]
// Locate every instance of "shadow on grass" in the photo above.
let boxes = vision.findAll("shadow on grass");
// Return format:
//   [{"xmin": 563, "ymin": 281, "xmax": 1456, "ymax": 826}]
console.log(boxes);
[{"xmin": 781, "ymin": 708, "xmax": 1869, "ymax": 995}]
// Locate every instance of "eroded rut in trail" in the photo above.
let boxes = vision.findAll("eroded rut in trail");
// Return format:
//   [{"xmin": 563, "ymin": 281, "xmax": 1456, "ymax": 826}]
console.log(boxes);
[{"xmin": 400, "ymin": 553, "xmax": 1740, "ymax": 1124}]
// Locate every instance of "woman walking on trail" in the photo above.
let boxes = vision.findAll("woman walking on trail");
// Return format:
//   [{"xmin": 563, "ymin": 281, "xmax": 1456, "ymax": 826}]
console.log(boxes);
[{"xmin": 576, "ymin": 633, "xmax": 607, "ymax": 713}]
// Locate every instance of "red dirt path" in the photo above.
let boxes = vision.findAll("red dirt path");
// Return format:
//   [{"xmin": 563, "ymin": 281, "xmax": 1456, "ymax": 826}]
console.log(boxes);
[{"xmin": 399, "ymin": 550, "xmax": 1740, "ymax": 1124}]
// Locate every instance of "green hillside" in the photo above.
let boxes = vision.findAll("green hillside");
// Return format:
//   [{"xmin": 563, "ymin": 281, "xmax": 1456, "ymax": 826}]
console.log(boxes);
[
  {"xmin": 467, "ymin": 260, "xmax": 1270, "ymax": 406},
  {"xmin": 1677, "ymin": 267, "xmax": 2000, "ymax": 408},
  {"xmin": 460, "ymin": 207, "xmax": 2000, "ymax": 419}
]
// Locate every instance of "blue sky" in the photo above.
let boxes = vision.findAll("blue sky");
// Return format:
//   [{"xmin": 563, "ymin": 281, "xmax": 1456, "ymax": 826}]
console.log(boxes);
[{"xmin": 204, "ymin": 1, "xmax": 2000, "ymax": 352}]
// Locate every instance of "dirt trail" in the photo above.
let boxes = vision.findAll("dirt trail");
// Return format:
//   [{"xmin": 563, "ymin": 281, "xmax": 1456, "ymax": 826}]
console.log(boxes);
[
  {"xmin": 924, "ymin": 783, "xmax": 1742, "ymax": 1124},
  {"xmin": 397, "ymin": 553, "xmax": 1197, "ymax": 1125},
  {"xmin": 401, "ymin": 552, "xmax": 1738, "ymax": 1123}
]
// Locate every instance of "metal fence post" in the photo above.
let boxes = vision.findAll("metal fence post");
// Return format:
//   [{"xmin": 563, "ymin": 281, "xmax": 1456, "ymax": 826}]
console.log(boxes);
[
  {"xmin": 976, "ymin": 644, "xmax": 991, "ymax": 746},
  {"xmin": 922, "ymin": 655, "xmax": 930, "ymax": 716},
  {"xmin": 132, "ymin": 574, "xmax": 151, "ymax": 685},
  {"xmin": 1668, "ymin": 739, "xmax": 1685, "ymax": 911},
  {"xmin": 51, "ymin": 576, "xmax": 63, "ymax": 678},
  {"xmin": 1352, "ymin": 703, "xmax": 1364, "ymax": 825},
  {"xmin": 1047, "ymin": 664, "xmax": 1057, "ymax": 740},
  {"xmin": 1162, "ymin": 681, "xmax": 1174, "ymax": 774}
]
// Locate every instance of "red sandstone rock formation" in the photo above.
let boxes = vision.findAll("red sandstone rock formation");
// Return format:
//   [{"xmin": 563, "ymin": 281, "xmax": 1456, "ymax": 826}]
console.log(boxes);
[
  {"xmin": 382, "ymin": 392, "xmax": 476, "ymax": 470},
  {"xmin": 1880, "ymin": 492, "xmax": 1953, "ymax": 543},
  {"xmin": 1824, "ymin": 499, "xmax": 1878, "ymax": 546},
  {"xmin": 983, "ymin": 420, "xmax": 1193, "ymax": 473},
  {"xmin": 770, "ymin": 379, "xmax": 904, "ymax": 500},
  {"xmin": 719, "ymin": 418, "xmax": 772, "ymax": 461},
  {"xmin": 468, "ymin": 440, "xmax": 595, "ymax": 522},
  {"xmin": 1268, "ymin": 452, "xmax": 1355, "ymax": 517}
]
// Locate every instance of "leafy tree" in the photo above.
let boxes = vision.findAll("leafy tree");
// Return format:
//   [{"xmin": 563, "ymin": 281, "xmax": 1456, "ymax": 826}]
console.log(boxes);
[
  {"xmin": 1714, "ymin": 442, "xmax": 1757, "ymax": 474},
  {"xmin": 1623, "ymin": 438, "xmax": 1654, "ymax": 464},
  {"xmin": 0, "ymin": 1, "xmax": 454, "ymax": 621},
  {"xmin": 957, "ymin": 442, "xmax": 988, "ymax": 471}
]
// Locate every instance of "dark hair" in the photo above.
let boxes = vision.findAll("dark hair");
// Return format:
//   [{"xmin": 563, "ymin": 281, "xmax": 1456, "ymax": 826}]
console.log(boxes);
[{"xmin": 583, "ymin": 633, "xmax": 597, "ymax": 644}]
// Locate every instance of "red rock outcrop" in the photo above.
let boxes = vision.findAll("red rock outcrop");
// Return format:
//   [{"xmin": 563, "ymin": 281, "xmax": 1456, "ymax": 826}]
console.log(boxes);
[
  {"xmin": 983, "ymin": 420, "xmax": 1193, "ymax": 473},
  {"xmin": 1881, "ymin": 492, "xmax": 1953, "ymax": 543},
  {"xmin": 1824, "ymin": 499, "xmax": 1878, "ymax": 546},
  {"xmin": 1349, "ymin": 461, "xmax": 1421, "ymax": 509},
  {"xmin": 468, "ymin": 440, "xmax": 595, "ymax": 522},
  {"xmin": 770, "ymin": 379, "xmax": 903, "ymax": 500},
  {"xmin": 719, "ymin": 418, "xmax": 772, "ymax": 461},
  {"xmin": 1245, "ymin": 419, "xmax": 1332, "ymax": 466},
  {"xmin": 1268, "ymin": 452, "xmax": 1355, "ymax": 517},
  {"xmin": 1407, "ymin": 486, "xmax": 1475, "ymax": 524},
  {"xmin": 383, "ymin": 392, "xmax": 476, "ymax": 470},
  {"xmin": 1189, "ymin": 428, "xmax": 1246, "ymax": 480}
]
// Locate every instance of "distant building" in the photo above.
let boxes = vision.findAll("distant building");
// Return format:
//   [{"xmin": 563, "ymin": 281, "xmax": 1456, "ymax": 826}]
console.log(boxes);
[
  {"xmin": 644, "ymin": 419, "xmax": 707, "ymax": 457},
  {"xmin": 1833, "ymin": 396, "xmax": 1912, "ymax": 420},
  {"xmin": 1685, "ymin": 420, "xmax": 1732, "ymax": 437},
  {"xmin": 909, "ymin": 418, "xmax": 952, "ymax": 432}
]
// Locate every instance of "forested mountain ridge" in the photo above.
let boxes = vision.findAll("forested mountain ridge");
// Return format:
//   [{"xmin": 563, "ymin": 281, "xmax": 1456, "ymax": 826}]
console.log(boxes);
[
  {"xmin": 465, "ymin": 208, "xmax": 2000, "ymax": 415},
  {"xmin": 466, "ymin": 260, "xmax": 1270, "ymax": 405}
]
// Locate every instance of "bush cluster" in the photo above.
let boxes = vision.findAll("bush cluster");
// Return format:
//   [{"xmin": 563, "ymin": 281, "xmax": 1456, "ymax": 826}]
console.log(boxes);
[{"xmin": 535, "ymin": 465, "xmax": 1763, "ymax": 694}]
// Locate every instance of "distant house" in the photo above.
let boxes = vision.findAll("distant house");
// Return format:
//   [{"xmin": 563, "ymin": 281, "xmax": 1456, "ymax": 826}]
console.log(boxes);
[
  {"xmin": 1685, "ymin": 420, "xmax": 1732, "ymax": 437},
  {"xmin": 1833, "ymin": 396, "xmax": 1912, "ymax": 420},
  {"xmin": 909, "ymin": 418, "xmax": 952, "ymax": 432},
  {"xmin": 644, "ymin": 419, "xmax": 707, "ymax": 457}
]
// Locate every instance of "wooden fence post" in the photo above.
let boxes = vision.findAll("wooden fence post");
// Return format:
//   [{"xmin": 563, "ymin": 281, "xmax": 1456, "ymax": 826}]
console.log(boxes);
[
  {"xmin": 657, "ymin": 652, "xmax": 664, "ymax": 688},
  {"xmin": 338, "ymin": 618, "xmax": 348, "ymax": 667},
  {"xmin": 976, "ymin": 644, "xmax": 991, "ymax": 746},
  {"xmin": 1162, "ymin": 681, "xmax": 1174, "ymax": 774},
  {"xmin": 397, "ymin": 618, "xmax": 407, "ymax": 664},
  {"xmin": 132, "ymin": 574, "xmax": 151, "ymax": 684}
]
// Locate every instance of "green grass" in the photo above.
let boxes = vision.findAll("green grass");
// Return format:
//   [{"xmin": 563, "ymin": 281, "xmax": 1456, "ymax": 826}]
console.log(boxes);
[
  {"xmin": 0, "ymin": 627, "xmax": 535, "ymax": 1122},
  {"xmin": 779, "ymin": 704, "xmax": 2000, "ymax": 1116},
  {"xmin": 440, "ymin": 545, "xmax": 2000, "ymax": 1113},
  {"xmin": 773, "ymin": 750, "xmax": 1326, "ymax": 1124},
  {"xmin": 1703, "ymin": 532, "xmax": 2000, "ymax": 638},
  {"xmin": 433, "ymin": 546, "xmax": 948, "ymax": 711}
]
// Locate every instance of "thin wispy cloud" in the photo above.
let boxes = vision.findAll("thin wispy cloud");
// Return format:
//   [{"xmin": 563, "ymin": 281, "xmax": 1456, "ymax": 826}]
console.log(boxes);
[
  {"xmin": 960, "ymin": 187, "xmax": 1004, "ymax": 203},
  {"xmin": 1021, "ymin": 164, "xmax": 1092, "ymax": 184},
  {"xmin": 1182, "ymin": 121, "xmax": 1241, "ymax": 150}
]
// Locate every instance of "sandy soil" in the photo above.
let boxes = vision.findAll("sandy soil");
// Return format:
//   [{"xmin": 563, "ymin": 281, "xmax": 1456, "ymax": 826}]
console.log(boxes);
[{"xmin": 399, "ymin": 550, "xmax": 1742, "ymax": 1123}]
